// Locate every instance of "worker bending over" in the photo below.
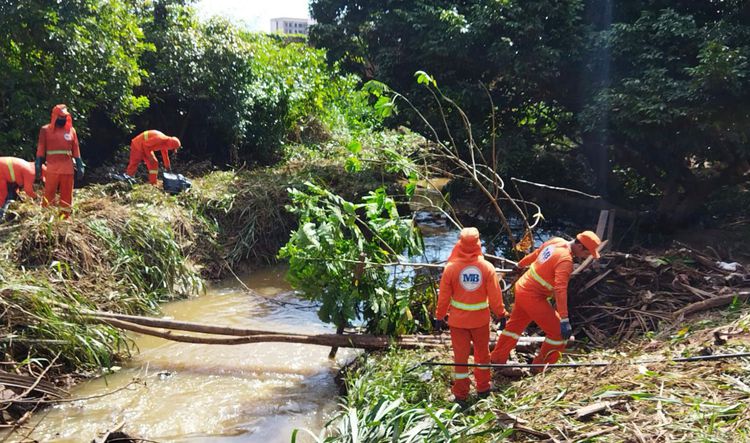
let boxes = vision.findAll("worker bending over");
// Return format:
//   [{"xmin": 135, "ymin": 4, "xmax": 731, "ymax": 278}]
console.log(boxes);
[
  {"xmin": 126, "ymin": 130, "xmax": 181, "ymax": 185},
  {"xmin": 436, "ymin": 227, "xmax": 507, "ymax": 404},
  {"xmin": 490, "ymin": 231, "xmax": 601, "ymax": 372},
  {"xmin": 36, "ymin": 104, "xmax": 83, "ymax": 218},
  {"xmin": 0, "ymin": 157, "xmax": 38, "ymax": 218}
]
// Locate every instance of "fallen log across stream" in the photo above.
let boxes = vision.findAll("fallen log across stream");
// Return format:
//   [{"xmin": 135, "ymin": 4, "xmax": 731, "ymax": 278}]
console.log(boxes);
[{"xmin": 79, "ymin": 308, "xmax": 564, "ymax": 352}]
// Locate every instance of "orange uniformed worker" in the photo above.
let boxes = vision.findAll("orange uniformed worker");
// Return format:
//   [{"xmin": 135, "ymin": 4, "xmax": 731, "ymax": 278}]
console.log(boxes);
[
  {"xmin": 436, "ymin": 227, "xmax": 507, "ymax": 403},
  {"xmin": 125, "ymin": 130, "xmax": 181, "ymax": 185},
  {"xmin": 0, "ymin": 157, "xmax": 38, "ymax": 204},
  {"xmin": 490, "ymin": 231, "xmax": 602, "ymax": 371},
  {"xmin": 36, "ymin": 104, "xmax": 84, "ymax": 218}
]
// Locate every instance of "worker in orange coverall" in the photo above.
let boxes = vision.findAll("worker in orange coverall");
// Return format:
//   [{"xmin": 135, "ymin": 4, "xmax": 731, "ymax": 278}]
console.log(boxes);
[
  {"xmin": 0, "ymin": 157, "xmax": 38, "ymax": 216},
  {"xmin": 435, "ymin": 227, "xmax": 507, "ymax": 403},
  {"xmin": 126, "ymin": 130, "xmax": 181, "ymax": 185},
  {"xmin": 490, "ymin": 231, "xmax": 602, "ymax": 372},
  {"xmin": 36, "ymin": 104, "xmax": 84, "ymax": 218}
]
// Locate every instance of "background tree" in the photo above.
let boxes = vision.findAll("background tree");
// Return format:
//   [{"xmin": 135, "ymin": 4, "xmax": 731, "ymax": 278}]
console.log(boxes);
[
  {"xmin": 310, "ymin": 0, "xmax": 750, "ymax": 228},
  {"xmin": 582, "ymin": 2, "xmax": 750, "ymax": 227},
  {"xmin": 0, "ymin": 0, "xmax": 148, "ymax": 158}
]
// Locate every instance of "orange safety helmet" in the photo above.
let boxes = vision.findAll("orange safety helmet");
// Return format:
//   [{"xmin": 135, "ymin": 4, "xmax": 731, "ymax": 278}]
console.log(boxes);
[{"xmin": 576, "ymin": 231, "xmax": 602, "ymax": 259}]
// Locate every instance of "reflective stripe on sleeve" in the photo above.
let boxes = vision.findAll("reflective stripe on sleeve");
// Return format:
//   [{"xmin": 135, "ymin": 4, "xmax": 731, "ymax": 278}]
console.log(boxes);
[
  {"xmin": 529, "ymin": 264, "xmax": 554, "ymax": 290},
  {"xmin": 6, "ymin": 158, "xmax": 15, "ymax": 182},
  {"xmin": 148, "ymin": 169, "xmax": 158, "ymax": 174},
  {"xmin": 143, "ymin": 131, "xmax": 149, "ymax": 141},
  {"xmin": 450, "ymin": 299, "xmax": 489, "ymax": 311},
  {"xmin": 545, "ymin": 337, "xmax": 565, "ymax": 346}
]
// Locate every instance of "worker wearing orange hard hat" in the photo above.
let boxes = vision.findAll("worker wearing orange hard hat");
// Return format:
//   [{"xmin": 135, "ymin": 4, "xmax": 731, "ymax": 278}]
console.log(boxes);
[
  {"xmin": 490, "ymin": 231, "xmax": 602, "ymax": 371},
  {"xmin": 435, "ymin": 227, "xmax": 507, "ymax": 404},
  {"xmin": 36, "ymin": 104, "xmax": 83, "ymax": 218},
  {"xmin": 125, "ymin": 130, "xmax": 181, "ymax": 185}
]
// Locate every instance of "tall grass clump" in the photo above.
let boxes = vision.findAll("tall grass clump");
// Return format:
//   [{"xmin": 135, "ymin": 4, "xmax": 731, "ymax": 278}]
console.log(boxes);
[
  {"xmin": 0, "ymin": 187, "xmax": 205, "ymax": 372},
  {"xmin": 297, "ymin": 350, "xmax": 508, "ymax": 442},
  {"xmin": 0, "ymin": 282, "xmax": 130, "ymax": 371}
]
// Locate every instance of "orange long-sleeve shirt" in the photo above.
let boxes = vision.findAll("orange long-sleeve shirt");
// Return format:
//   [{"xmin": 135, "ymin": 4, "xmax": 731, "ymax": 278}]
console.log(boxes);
[
  {"xmin": 436, "ymin": 229, "xmax": 506, "ymax": 329},
  {"xmin": 130, "ymin": 130, "xmax": 180, "ymax": 170},
  {"xmin": 515, "ymin": 237, "xmax": 574, "ymax": 318},
  {"xmin": 37, "ymin": 104, "xmax": 80, "ymax": 175},
  {"xmin": 0, "ymin": 157, "xmax": 37, "ymax": 199}
]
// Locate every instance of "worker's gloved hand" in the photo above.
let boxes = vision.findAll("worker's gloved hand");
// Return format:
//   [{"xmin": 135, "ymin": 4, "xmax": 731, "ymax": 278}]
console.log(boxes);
[
  {"xmin": 496, "ymin": 312, "xmax": 508, "ymax": 331},
  {"xmin": 75, "ymin": 158, "xmax": 85, "ymax": 180},
  {"xmin": 432, "ymin": 317, "xmax": 448, "ymax": 332},
  {"xmin": 560, "ymin": 318, "xmax": 572, "ymax": 340},
  {"xmin": 35, "ymin": 157, "xmax": 44, "ymax": 181}
]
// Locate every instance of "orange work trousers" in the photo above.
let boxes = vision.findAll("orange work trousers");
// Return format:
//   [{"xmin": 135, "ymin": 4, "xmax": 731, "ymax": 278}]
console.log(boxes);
[
  {"xmin": 450, "ymin": 325, "xmax": 491, "ymax": 400},
  {"xmin": 43, "ymin": 172, "xmax": 74, "ymax": 218},
  {"xmin": 490, "ymin": 288, "xmax": 566, "ymax": 371},
  {"xmin": 126, "ymin": 148, "xmax": 159, "ymax": 185}
]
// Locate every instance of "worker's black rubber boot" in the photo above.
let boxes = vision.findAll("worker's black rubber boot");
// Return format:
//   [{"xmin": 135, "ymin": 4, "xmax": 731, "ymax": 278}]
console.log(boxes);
[
  {"xmin": 450, "ymin": 395, "xmax": 469, "ymax": 410},
  {"xmin": 477, "ymin": 389, "xmax": 491, "ymax": 399}
]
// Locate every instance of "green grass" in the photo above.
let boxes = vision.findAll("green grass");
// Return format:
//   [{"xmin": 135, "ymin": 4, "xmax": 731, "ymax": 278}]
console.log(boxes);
[{"xmin": 308, "ymin": 309, "xmax": 750, "ymax": 442}]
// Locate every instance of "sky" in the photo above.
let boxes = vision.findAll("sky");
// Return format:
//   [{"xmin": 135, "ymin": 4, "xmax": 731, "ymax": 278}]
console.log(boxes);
[{"xmin": 195, "ymin": 0, "xmax": 312, "ymax": 32}]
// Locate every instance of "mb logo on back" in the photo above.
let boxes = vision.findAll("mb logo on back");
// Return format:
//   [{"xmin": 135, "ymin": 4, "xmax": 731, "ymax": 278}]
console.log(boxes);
[{"xmin": 459, "ymin": 265, "xmax": 482, "ymax": 291}]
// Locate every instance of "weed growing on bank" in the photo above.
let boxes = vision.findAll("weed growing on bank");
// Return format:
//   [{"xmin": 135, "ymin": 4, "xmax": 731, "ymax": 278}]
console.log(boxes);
[{"xmin": 309, "ymin": 309, "xmax": 750, "ymax": 442}]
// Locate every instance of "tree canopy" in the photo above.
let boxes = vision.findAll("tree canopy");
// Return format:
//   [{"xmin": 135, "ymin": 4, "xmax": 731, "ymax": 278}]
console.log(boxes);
[
  {"xmin": 310, "ymin": 0, "xmax": 750, "ymax": 227},
  {"xmin": 0, "ymin": 0, "xmax": 376, "ymax": 167}
]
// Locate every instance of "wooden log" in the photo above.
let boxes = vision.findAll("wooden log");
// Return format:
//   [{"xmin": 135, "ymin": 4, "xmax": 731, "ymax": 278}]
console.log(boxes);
[
  {"xmin": 86, "ymin": 310, "xmax": 305, "ymax": 337},
  {"xmin": 672, "ymin": 290, "xmax": 750, "ymax": 319},
  {"xmin": 93, "ymin": 317, "xmax": 569, "ymax": 352}
]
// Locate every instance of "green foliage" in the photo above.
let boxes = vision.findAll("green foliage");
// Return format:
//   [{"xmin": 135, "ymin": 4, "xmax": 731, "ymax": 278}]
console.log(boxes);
[
  {"xmin": 310, "ymin": 0, "xmax": 585, "ymax": 172},
  {"xmin": 296, "ymin": 351, "xmax": 508, "ymax": 442},
  {"xmin": 279, "ymin": 183, "xmax": 423, "ymax": 334},
  {"xmin": 0, "ymin": 0, "xmax": 149, "ymax": 157},
  {"xmin": 581, "ymin": 4, "xmax": 750, "ymax": 226},
  {"xmin": 0, "ymin": 185, "xmax": 204, "ymax": 371},
  {"xmin": 312, "ymin": 0, "xmax": 750, "ymax": 226}
]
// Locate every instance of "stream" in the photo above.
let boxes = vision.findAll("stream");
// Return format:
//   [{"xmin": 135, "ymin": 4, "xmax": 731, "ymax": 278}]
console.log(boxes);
[
  {"xmin": 19, "ymin": 213, "xmax": 555, "ymax": 442},
  {"xmin": 20, "ymin": 229, "xmax": 462, "ymax": 443}
]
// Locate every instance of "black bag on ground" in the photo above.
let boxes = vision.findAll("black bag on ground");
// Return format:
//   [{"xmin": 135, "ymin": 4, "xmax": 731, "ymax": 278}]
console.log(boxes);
[
  {"xmin": 106, "ymin": 172, "xmax": 137, "ymax": 187},
  {"xmin": 162, "ymin": 172, "xmax": 191, "ymax": 195}
]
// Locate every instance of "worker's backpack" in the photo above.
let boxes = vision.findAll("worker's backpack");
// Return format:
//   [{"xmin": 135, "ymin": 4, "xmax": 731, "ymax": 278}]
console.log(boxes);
[{"xmin": 162, "ymin": 172, "xmax": 192, "ymax": 195}]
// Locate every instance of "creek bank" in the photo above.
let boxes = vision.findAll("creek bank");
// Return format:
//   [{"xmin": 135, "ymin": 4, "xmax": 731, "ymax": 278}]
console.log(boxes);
[
  {"xmin": 324, "ymin": 299, "xmax": 750, "ymax": 442},
  {"xmin": 0, "ymin": 162, "xmax": 400, "ymax": 428}
]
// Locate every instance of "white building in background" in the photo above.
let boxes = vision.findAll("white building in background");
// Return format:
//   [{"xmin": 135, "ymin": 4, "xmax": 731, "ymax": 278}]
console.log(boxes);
[{"xmin": 270, "ymin": 17, "xmax": 313, "ymax": 35}]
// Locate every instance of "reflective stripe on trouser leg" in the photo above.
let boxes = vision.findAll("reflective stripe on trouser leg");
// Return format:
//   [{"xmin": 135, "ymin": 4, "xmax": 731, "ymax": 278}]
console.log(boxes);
[
  {"xmin": 491, "ymin": 298, "xmax": 532, "ymax": 364},
  {"xmin": 528, "ymin": 296, "xmax": 565, "ymax": 367},
  {"xmin": 43, "ymin": 172, "xmax": 61, "ymax": 207},
  {"xmin": 126, "ymin": 148, "xmax": 143, "ymax": 177},
  {"xmin": 470, "ymin": 324, "xmax": 491, "ymax": 393},
  {"xmin": 58, "ymin": 174, "xmax": 74, "ymax": 218},
  {"xmin": 145, "ymin": 156, "xmax": 159, "ymax": 185},
  {"xmin": 449, "ymin": 326, "xmax": 472, "ymax": 400}
]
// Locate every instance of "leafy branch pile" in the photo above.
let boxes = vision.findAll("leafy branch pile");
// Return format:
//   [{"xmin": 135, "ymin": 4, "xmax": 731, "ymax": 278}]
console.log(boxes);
[{"xmin": 568, "ymin": 247, "xmax": 749, "ymax": 345}]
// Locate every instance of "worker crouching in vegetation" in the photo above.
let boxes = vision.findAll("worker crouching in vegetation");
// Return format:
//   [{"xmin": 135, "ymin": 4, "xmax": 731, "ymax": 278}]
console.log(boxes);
[
  {"xmin": 436, "ymin": 227, "xmax": 507, "ymax": 404},
  {"xmin": 126, "ymin": 130, "xmax": 181, "ymax": 185},
  {"xmin": 490, "ymin": 231, "xmax": 601, "ymax": 372},
  {"xmin": 0, "ymin": 157, "xmax": 38, "ymax": 218},
  {"xmin": 36, "ymin": 104, "xmax": 83, "ymax": 218}
]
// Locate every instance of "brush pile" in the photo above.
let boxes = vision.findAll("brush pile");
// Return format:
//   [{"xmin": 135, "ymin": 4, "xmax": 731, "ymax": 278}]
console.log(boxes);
[{"xmin": 569, "ymin": 245, "xmax": 750, "ymax": 345}]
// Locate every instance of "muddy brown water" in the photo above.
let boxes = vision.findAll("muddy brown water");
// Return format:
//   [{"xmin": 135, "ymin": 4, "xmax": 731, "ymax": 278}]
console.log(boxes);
[
  {"xmin": 19, "ymin": 266, "xmax": 353, "ymax": 443},
  {"xmin": 15, "ymin": 224, "xmax": 534, "ymax": 442}
]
